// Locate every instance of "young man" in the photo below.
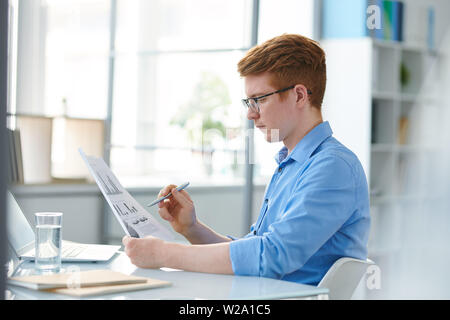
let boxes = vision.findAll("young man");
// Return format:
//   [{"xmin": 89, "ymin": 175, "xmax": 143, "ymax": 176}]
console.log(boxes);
[{"xmin": 122, "ymin": 34, "xmax": 370, "ymax": 286}]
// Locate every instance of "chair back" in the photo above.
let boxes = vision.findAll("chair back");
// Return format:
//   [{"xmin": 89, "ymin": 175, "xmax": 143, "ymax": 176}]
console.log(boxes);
[{"xmin": 318, "ymin": 257, "xmax": 375, "ymax": 300}]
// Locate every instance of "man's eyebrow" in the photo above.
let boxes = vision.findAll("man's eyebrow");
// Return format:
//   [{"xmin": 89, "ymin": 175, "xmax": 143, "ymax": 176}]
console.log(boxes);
[{"xmin": 247, "ymin": 92, "xmax": 266, "ymax": 98}]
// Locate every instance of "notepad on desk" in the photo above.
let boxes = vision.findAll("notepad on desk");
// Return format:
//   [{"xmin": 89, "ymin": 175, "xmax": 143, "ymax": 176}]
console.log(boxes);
[
  {"xmin": 50, "ymin": 278, "xmax": 172, "ymax": 297},
  {"xmin": 8, "ymin": 269, "xmax": 171, "ymax": 297}
]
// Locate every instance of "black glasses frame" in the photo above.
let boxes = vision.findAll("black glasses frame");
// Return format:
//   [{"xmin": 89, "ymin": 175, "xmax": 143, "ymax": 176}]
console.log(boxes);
[{"xmin": 242, "ymin": 85, "xmax": 312, "ymax": 113}]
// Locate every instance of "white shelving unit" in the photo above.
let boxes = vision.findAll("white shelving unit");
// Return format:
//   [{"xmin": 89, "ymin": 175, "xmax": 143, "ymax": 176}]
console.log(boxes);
[
  {"xmin": 322, "ymin": 35, "xmax": 448, "ymax": 299},
  {"xmin": 322, "ymin": 37, "xmax": 442, "ymax": 259}
]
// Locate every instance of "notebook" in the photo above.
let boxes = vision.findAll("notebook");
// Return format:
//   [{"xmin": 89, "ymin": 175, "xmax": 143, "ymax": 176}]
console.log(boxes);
[
  {"xmin": 8, "ymin": 269, "xmax": 171, "ymax": 297},
  {"xmin": 8, "ymin": 269, "xmax": 148, "ymax": 290},
  {"xmin": 49, "ymin": 278, "xmax": 172, "ymax": 297}
]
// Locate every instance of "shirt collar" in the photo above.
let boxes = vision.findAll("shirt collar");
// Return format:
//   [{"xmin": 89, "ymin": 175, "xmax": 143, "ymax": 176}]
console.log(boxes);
[{"xmin": 274, "ymin": 121, "xmax": 333, "ymax": 166}]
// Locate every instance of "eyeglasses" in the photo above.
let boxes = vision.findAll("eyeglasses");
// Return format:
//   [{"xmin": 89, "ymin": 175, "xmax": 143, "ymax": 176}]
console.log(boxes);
[{"xmin": 241, "ymin": 85, "xmax": 312, "ymax": 113}]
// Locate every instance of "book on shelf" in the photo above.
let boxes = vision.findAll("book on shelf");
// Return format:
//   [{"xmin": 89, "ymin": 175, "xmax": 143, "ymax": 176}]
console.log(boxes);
[
  {"xmin": 6, "ymin": 129, "xmax": 24, "ymax": 184},
  {"xmin": 13, "ymin": 130, "xmax": 24, "ymax": 183},
  {"xmin": 382, "ymin": 1, "xmax": 393, "ymax": 40},
  {"xmin": 51, "ymin": 117, "xmax": 104, "ymax": 182},
  {"xmin": 393, "ymin": 0, "xmax": 403, "ymax": 42},
  {"xmin": 7, "ymin": 129, "xmax": 16, "ymax": 183},
  {"xmin": 16, "ymin": 115, "xmax": 53, "ymax": 184},
  {"xmin": 403, "ymin": 1, "xmax": 433, "ymax": 48},
  {"xmin": 370, "ymin": 0, "xmax": 403, "ymax": 42},
  {"xmin": 322, "ymin": 0, "xmax": 435, "ymax": 48},
  {"xmin": 427, "ymin": 6, "xmax": 435, "ymax": 50},
  {"xmin": 397, "ymin": 116, "xmax": 409, "ymax": 145}
]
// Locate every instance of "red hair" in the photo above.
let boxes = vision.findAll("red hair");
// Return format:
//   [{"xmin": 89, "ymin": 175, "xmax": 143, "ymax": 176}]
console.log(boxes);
[{"xmin": 238, "ymin": 34, "xmax": 326, "ymax": 108}]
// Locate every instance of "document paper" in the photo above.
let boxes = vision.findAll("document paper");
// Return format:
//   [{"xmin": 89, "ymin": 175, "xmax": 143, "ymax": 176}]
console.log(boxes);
[{"xmin": 79, "ymin": 148, "xmax": 173, "ymax": 240}]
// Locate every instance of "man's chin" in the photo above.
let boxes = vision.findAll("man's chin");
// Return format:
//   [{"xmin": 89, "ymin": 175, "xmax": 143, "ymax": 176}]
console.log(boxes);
[
  {"xmin": 259, "ymin": 127, "xmax": 279, "ymax": 142},
  {"xmin": 263, "ymin": 131, "xmax": 281, "ymax": 143}
]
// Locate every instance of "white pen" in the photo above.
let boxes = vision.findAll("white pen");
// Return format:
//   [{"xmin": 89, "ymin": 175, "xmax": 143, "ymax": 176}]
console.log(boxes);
[{"xmin": 147, "ymin": 182, "xmax": 190, "ymax": 207}]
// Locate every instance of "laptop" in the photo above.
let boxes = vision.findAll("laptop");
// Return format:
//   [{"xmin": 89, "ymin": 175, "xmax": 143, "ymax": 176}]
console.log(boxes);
[{"xmin": 6, "ymin": 190, "xmax": 121, "ymax": 262}]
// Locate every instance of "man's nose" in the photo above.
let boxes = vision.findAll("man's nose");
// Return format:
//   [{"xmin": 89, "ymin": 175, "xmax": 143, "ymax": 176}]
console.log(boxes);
[{"xmin": 247, "ymin": 108, "xmax": 260, "ymax": 121}]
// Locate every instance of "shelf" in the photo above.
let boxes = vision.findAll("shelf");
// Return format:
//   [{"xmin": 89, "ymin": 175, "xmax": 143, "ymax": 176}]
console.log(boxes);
[
  {"xmin": 371, "ymin": 144, "xmax": 436, "ymax": 155},
  {"xmin": 400, "ymin": 93, "xmax": 438, "ymax": 103},
  {"xmin": 372, "ymin": 44, "xmax": 400, "ymax": 93},
  {"xmin": 399, "ymin": 93, "xmax": 419, "ymax": 103},
  {"xmin": 372, "ymin": 38, "xmax": 401, "ymax": 50},
  {"xmin": 371, "ymin": 91, "xmax": 435, "ymax": 103},
  {"xmin": 372, "ymin": 38, "xmax": 438, "ymax": 55},
  {"xmin": 371, "ymin": 194, "xmax": 425, "ymax": 205},
  {"xmin": 372, "ymin": 90, "xmax": 399, "ymax": 101},
  {"xmin": 9, "ymin": 180, "xmax": 266, "ymax": 197},
  {"xmin": 9, "ymin": 183, "xmax": 100, "ymax": 196},
  {"xmin": 322, "ymin": 12, "xmax": 446, "ymax": 267},
  {"xmin": 396, "ymin": 144, "xmax": 425, "ymax": 152},
  {"xmin": 8, "ymin": 112, "xmax": 106, "ymax": 122},
  {"xmin": 371, "ymin": 144, "xmax": 396, "ymax": 153}
]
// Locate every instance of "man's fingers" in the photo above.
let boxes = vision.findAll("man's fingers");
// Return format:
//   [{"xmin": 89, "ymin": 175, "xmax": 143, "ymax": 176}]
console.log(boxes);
[
  {"xmin": 178, "ymin": 189, "xmax": 192, "ymax": 203},
  {"xmin": 122, "ymin": 235, "xmax": 131, "ymax": 246},
  {"xmin": 158, "ymin": 184, "xmax": 177, "ymax": 198},
  {"xmin": 158, "ymin": 206, "xmax": 174, "ymax": 222},
  {"xmin": 170, "ymin": 188, "xmax": 190, "ymax": 207},
  {"xmin": 122, "ymin": 236, "xmax": 137, "ymax": 257}
]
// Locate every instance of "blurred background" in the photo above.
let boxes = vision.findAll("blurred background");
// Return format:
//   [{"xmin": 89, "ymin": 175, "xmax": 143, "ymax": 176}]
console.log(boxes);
[{"xmin": 2, "ymin": 0, "xmax": 450, "ymax": 299}]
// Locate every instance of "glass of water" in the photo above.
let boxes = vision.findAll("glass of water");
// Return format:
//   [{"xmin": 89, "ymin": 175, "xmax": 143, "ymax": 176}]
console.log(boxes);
[{"xmin": 34, "ymin": 212, "xmax": 63, "ymax": 273}]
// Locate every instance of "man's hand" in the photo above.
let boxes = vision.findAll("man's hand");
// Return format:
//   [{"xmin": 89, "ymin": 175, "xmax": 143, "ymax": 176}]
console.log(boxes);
[
  {"xmin": 157, "ymin": 184, "xmax": 197, "ymax": 236},
  {"xmin": 122, "ymin": 235, "xmax": 166, "ymax": 269},
  {"xmin": 157, "ymin": 184, "xmax": 232, "ymax": 245}
]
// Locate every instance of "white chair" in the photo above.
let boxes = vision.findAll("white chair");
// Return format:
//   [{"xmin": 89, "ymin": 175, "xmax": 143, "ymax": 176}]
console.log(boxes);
[{"xmin": 318, "ymin": 257, "xmax": 375, "ymax": 300}]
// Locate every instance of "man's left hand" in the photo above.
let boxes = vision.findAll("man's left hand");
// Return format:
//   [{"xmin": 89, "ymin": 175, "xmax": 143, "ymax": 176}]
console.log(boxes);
[{"xmin": 122, "ymin": 235, "xmax": 166, "ymax": 269}]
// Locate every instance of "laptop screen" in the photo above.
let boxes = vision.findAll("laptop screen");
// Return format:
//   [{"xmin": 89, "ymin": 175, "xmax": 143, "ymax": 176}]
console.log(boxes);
[{"xmin": 6, "ymin": 190, "xmax": 35, "ymax": 254}]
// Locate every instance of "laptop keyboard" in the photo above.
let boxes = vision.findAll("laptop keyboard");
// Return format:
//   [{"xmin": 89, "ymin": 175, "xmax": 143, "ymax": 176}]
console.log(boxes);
[{"xmin": 61, "ymin": 244, "xmax": 88, "ymax": 258}]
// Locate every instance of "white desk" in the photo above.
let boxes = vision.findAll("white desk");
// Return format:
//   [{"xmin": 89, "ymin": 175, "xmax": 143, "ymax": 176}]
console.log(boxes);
[{"xmin": 6, "ymin": 252, "xmax": 329, "ymax": 300}]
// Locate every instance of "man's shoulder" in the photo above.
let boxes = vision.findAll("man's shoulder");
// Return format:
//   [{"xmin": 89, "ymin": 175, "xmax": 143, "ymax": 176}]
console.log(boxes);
[{"xmin": 309, "ymin": 137, "xmax": 364, "ymax": 176}]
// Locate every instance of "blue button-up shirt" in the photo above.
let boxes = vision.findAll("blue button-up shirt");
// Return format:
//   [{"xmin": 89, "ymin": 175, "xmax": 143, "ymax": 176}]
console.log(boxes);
[{"xmin": 229, "ymin": 121, "xmax": 370, "ymax": 285}]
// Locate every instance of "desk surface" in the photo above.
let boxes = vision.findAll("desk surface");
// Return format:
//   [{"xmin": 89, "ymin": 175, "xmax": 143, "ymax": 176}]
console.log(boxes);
[{"xmin": 6, "ymin": 252, "xmax": 328, "ymax": 300}]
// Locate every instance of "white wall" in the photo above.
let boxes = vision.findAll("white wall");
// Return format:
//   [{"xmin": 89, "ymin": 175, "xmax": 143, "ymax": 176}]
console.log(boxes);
[{"xmin": 321, "ymin": 38, "xmax": 373, "ymax": 178}]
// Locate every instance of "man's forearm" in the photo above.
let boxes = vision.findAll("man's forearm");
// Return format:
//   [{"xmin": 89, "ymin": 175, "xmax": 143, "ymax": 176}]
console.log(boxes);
[
  {"xmin": 163, "ymin": 241, "xmax": 234, "ymax": 274},
  {"xmin": 183, "ymin": 220, "xmax": 232, "ymax": 244}
]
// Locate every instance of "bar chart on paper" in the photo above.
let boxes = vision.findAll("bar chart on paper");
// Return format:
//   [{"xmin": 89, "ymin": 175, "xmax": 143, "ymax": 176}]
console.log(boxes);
[
  {"xmin": 112, "ymin": 201, "xmax": 139, "ymax": 217},
  {"xmin": 78, "ymin": 148, "xmax": 173, "ymax": 240},
  {"xmin": 96, "ymin": 171, "xmax": 123, "ymax": 196}
]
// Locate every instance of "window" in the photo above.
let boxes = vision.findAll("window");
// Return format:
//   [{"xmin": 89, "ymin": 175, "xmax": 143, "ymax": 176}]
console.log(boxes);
[
  {"xmin": 109, "ymin": 0, "xmax": 254, "ymax": 186},
  {"xmin": 9, "ymin": 0, "xmax": 317, "ymax": 186},
  {"xmin": 253, "ymin": 0, "xmax": 316, "ymax": 184},
  {"xmin": 9, "ymin": 0, "xmax": 110, "ymax": 184},
  {"xmin": 15, "ymin": 0, "xmax": 110, "ymax": 118}
]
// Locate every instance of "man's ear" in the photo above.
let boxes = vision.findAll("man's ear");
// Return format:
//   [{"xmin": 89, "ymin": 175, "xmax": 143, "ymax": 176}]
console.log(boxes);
[{"xmin": 294, "ymin": 84, "xmax": 308, "ymax": 106}]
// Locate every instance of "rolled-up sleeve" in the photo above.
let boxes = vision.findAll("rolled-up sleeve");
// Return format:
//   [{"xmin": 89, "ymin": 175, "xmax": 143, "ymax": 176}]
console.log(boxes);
[{"xmin": 229, "ymin": 154, "xmax": 357, "ymax": 279}]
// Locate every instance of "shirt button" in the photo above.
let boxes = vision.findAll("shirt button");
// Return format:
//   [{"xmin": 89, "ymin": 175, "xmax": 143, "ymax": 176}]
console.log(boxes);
[
  {"xmin": 253, "ymin": 230, "xmax": 257, "ymax": 235},
  {"xmin": 278, "ymin": 167, "xmax": 283, "ymax": 173}
]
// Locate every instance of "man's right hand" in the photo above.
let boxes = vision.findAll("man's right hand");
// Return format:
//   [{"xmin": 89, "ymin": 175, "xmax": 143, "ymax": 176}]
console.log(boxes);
[{"xmin": 157, "ymin": 184, "xmax": 197, "ymax": 236}]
